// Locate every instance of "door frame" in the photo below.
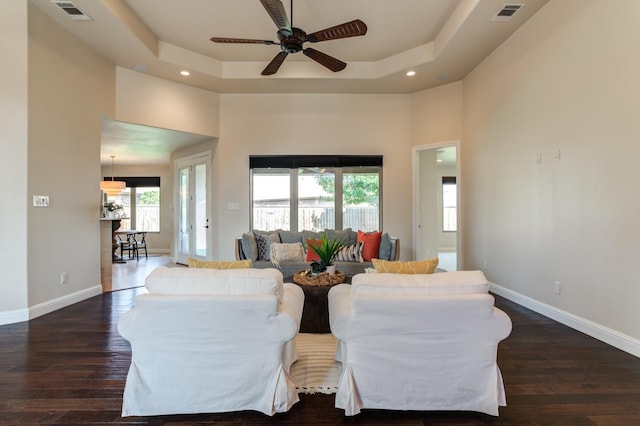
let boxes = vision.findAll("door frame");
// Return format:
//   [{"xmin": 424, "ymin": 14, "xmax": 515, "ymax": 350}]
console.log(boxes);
[
  {"xmin": 412, "ymin": 140, "xmax": 462, "ymax": 269},
  {"xmin": 174, "ymin": 151, "xmax": 212, "ymax": 264}
]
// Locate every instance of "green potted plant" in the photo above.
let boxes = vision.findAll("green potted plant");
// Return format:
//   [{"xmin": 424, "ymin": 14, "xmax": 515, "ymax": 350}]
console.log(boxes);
[{"xmin": 308, "ymin": 235, "xmax": 345, "ymax": 275}]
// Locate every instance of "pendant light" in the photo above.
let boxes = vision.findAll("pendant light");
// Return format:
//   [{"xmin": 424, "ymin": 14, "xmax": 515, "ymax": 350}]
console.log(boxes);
[{"xmin": 100, "ymin": 155, "xmax": 126, "ymax": 196}]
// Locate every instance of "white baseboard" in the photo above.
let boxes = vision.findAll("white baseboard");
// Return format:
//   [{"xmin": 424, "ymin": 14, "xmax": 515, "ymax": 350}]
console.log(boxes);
[
  {"xmin": 148, "ymin": 248, "xmax": 170, "ymax": 255},
  {"xmin": 490, "ymin": 283, "xmax": 640, "ymax": 358},
  {"xmin": 28, "ymin": 285, "xmax": 103, "ymax": 321},
  {"xmin": 0, "ymin": 307, "xmax": 29, "ymax": 326},
  {"xmin": 0, "ymin": 285, "xmax": 103, "ymax": 326}
]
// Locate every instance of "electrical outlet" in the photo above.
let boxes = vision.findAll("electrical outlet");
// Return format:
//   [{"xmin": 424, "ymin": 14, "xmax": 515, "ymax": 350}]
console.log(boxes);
[
  {"xmin": 483, "ymin": 261, "xmax": 488, "ymax": 271},
  {"xmin": 553, "ymin": 281, "xmax": 561, "ymax": 295},
  {"xmin": 60, "ymin": 272, "xmax": 68, "ymax": 284}
]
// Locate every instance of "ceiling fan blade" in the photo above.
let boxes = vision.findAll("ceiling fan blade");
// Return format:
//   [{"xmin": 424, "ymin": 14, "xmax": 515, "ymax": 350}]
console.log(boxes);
[
  {"xmin": 210, "ymin": 37, "xmax": 276, "ymax": 45},
  {"xmin": 260, "ymin": 0, "xmax": 291, "ymax": 33},
  {"xmin": 307, "ymin": 19, "xmax": 368, "ymax": 43},
  {"xmin": 303, "ymin": 48, "xmax": 346, "ymax": 72},
  {"xmin": 262, "ymin": 51, "xmax": 288, "ymax": 75}
]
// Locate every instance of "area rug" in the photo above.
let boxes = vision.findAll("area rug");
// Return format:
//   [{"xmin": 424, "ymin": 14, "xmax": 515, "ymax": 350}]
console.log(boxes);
[{"xmin": 290, "ymin": 333, "xmax": 342, "ymax": 394}]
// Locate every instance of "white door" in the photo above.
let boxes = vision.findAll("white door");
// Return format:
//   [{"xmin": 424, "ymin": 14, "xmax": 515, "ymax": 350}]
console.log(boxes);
[{"xmin": 175, "ymin": 153, "xmax": 211, "ymax": 264}]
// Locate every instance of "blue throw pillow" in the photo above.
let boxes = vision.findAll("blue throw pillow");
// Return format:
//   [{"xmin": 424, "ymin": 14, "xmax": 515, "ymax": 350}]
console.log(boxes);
[
  {"xmin": 241, "ymin": 232, "xmax": 258, "ymax": 261},
  {"xmin": 378, "ymin": 233, "xmax": 392, "ymax": 260}
]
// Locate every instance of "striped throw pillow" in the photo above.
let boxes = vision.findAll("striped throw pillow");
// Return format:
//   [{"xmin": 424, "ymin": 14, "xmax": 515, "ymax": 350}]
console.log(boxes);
[{"xmin": 335, "ymin": 241, "xmax": 365, "ymax": 262}]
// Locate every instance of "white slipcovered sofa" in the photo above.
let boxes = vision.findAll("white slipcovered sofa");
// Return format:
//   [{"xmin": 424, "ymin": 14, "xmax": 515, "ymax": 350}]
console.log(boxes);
[
  {"xmin": 328, "ymin": 270, "xmax": 512, "ymax": 416},
  {"xmin": 118, "ymin": 267, "xmax": 304, "ymax": 417}
]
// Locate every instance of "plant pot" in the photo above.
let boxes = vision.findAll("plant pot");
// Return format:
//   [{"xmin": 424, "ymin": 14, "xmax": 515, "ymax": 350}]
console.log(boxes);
[{"xmin": 326, "ymin": 264, "xmax": 336, "ymax": 275}]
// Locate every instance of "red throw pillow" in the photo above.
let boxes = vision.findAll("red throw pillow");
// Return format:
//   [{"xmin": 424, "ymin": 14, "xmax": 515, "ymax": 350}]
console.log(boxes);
[
  {"xmin": 357, "ymin": 230, "xmax": 382, "ymax": 261},
  {"xmin": 305, "ymin": 238, "xmax": 321, "ymax": 262}
]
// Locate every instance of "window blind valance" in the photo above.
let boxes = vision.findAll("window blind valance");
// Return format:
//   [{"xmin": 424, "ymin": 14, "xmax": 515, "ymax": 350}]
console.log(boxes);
[
  {"xmin": 249, "ymin": 155, "xmax": 383, "ymax": 169},
  {"xmin": 102, "ymin": 177, "xmax": 161, "ymax": 187}
]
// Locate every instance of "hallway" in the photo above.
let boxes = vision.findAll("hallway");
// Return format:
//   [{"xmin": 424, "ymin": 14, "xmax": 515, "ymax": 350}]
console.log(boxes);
[{"xmin": 110, "ymin": 254, "xmax": 175, "ymax": 292}]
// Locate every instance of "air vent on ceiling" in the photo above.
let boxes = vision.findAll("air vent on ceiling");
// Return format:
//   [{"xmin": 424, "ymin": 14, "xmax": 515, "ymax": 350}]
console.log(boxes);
[
  {"xmin": 491, "ymin": 4, "xmax": 524, "ymax": 22},
  {"xmin": 51, "ymin": 1, "xmax": 92, "ymax": 21}
]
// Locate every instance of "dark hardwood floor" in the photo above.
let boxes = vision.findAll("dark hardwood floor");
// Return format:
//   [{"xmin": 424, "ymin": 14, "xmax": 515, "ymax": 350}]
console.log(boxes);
[{"xmin": 1, "ymin": 287, "xmax": 639, "ymax": 425}]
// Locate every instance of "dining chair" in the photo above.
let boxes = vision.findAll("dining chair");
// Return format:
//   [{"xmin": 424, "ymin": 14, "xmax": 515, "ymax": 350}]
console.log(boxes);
[
  {"xmin": 117, "ymin": 234, "xmax": 135, "ymax": 260},
  {"xmin": 131, "ymin": 232, "xmax": 148, "ymax": 260}
]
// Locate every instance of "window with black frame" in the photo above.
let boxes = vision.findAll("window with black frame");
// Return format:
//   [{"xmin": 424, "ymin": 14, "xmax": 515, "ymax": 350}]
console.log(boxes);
[
  {"xmin": 103, "ymin": 176, "xmax": 160, "ymax": 232},
  {"xmin": 250, "ymin": 155, "xmax": 382, "ymax": 232}
]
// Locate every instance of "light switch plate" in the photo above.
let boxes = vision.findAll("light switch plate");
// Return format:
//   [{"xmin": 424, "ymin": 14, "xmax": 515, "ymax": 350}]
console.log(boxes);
[{"xmin": 33, "ymin": 195, "xmax": 50, "ymax": 207}]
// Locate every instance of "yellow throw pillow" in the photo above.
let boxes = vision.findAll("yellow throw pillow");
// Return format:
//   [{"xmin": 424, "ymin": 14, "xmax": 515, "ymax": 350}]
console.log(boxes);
[
  {"xmin": 187, "ymin": 258, "xmax": 253, "ymax": 269},
  {"xmin": 371, "ymin": 258, "xmax": 439, "ymax": 274}
]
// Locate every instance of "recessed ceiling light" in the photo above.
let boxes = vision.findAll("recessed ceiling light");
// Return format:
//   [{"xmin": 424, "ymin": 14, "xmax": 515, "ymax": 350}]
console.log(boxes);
[
  {"xmin": 133, "ymin": 64, "xmax": 148, "ymax": 73},
  {"xmin": 437, "ymin": 74, "xmax": 449, "ymax": 81},
  {"xmin": 406, "ymin": 70, "xmax": 416, "ymax": 77},
  {"xmin": 180, "ymin": 70, "xmax": 191, "ymax": 76}
]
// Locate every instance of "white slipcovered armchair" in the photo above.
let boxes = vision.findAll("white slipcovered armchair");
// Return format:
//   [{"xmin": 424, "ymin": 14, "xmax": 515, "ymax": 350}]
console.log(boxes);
[
  {"xmin": 118, "ymin": 267, "xmax": 304, "ymax": 417},
  {"xmin": 328, "ymin": 270, "xmax": 512, "ymax": 416}
]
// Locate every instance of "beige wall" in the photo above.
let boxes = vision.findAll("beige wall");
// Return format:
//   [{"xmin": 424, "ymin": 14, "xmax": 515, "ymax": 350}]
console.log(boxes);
[
  {"xmin": 216, "ymin": 94, "xmax": 412, "ymax": 260},
  {"xmin": 115, "ymin": 67, "xmax": 220, "ymax": 138},
  {"xmin": 100, "ymin": 164, "xmax": 172, "ymax": 253},
  {"xmin": 27, "ymin": 4, "xmax": 115, "ymax": 307},
  {"xmin": 410, "ymin": 81, "xmax": 463, "ymax": 146},
  {"xmin": 0, "ymin": 2, "xmax": 29, "ymax": 316},
  {"xmin": 463, "ymin": 0, "xmax": 640, "ymax": 341}
]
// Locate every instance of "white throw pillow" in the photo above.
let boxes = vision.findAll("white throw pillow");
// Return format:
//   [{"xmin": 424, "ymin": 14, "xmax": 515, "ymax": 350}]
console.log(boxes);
[{"xmin": 269, "ymin": 242, "xmax": 305, "ymax": 268}]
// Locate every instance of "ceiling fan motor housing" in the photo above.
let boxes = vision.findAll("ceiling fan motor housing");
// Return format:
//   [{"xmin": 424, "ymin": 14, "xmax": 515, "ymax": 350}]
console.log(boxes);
[
  {"xmin": 278, "ymin": 27, "xmax": 307, "ymax": 53},
  {"xmin": 211, "ymin": 0, "xmax": 367, "ymax": 75}
]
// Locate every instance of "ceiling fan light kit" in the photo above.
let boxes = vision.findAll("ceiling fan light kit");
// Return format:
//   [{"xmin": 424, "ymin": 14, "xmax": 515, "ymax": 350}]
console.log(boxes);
[{"xmin": 210, "ymin": 0, "xmax": 367, "ymax": 76}]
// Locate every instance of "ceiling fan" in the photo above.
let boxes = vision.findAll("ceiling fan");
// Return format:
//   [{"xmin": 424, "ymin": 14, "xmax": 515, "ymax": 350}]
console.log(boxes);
[{"xmin": 210, "ymin": 0, "xmax": 367, "ymax": 76}]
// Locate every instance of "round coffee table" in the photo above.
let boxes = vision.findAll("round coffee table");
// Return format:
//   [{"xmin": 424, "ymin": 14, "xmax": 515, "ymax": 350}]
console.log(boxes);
[
  {"xmin": 293, "ymin": 270, "xmax": 345, "ymax": 333},
  {"xmin": 293, "ymin": 270, "xmax": 345, "ymax": 286}
]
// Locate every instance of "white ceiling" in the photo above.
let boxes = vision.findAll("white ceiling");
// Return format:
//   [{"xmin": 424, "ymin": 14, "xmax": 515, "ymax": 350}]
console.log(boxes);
[{"xmin": 30, "ymin": 0, "xmax": 549, "ymax": 165}]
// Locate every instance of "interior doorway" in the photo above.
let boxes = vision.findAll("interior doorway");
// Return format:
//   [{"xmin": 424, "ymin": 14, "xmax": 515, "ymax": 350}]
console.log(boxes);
[{"xmin": 413, "ymin": 141, "xmax": 460, "ymax": 271}]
